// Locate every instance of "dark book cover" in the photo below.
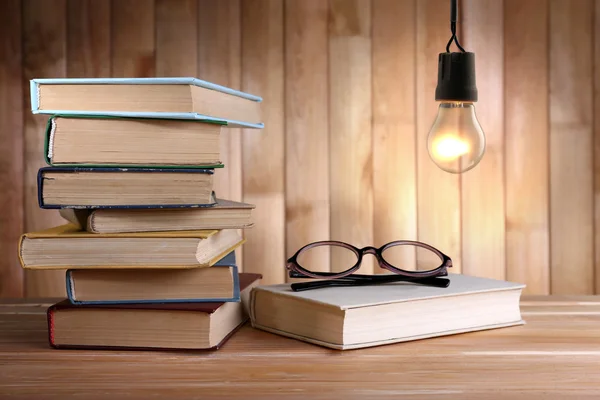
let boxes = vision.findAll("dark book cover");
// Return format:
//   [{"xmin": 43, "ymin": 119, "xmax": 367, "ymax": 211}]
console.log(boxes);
[
  {"xmin": 66, "ymin": 251, "xmax": 242, "ymax": 305},
  {"xmin": 37, "ymin": 166, "xmax": 217, "ymax": 209},
  {"xmin": 48, "ymin": 273, "xmax": 262, "ymax": 351}
]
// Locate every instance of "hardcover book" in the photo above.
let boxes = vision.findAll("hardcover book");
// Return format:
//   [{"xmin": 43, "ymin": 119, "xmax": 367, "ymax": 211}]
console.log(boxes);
[
  {"xmin": 66, "ymin": 252, "xmax": 243, "ymax": 305},
  {"xmin": 18, "ymin": 224, "xmax": 244, "ymax": 270},
  {"xmin": 30, "ymin": 77, "xmax": 263, "ymax": 128},
  {"xmin": 37, "ymin": 167, "xmax": 216, "ymax": 209},
  {"xmin": 250, "ymin": 274, "xmax": 525, "ymax": 350},
  {"xmin": 48, "ymin": 273, "xmax": 262, "ymax": 350},
  {"xmin": 45, "ymin": 115, "xmax": 225, "ymax": 168},
  {"xmin": 60, "ymin": 198, "xmax": 255, "ymax": 233}
]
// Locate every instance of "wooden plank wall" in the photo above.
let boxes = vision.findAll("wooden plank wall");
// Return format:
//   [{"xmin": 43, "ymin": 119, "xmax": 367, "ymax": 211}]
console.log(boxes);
[
  {"xmin": 504, "ymin": 0, "xmax": 550, "ymax": 295},
  {"xmin": 595, "ymin": 0, "xmax": 600, "ymax": 294},
  {"xmin": 241, "ymin": 0, "xmax": 285, "ymax": 284},
  {"xmin": 22, "ymin": 0, "xmax": 67, "ymax": 297},
  {"xmin": 549, "ymin": 0, "xmax": 594, "ymax": 294},
  {"xmin": 0, "ymin": 0, "xmax": 24, "ymax": 297},
  {"xmin": 461, "ymin": 0, "xmax": 505, "ymax": 281},
  {"xmin": 329, "ymin": 0, "xmax": 373, "ymax": 274},
  {"xmin": 0, "ymin": 0, "xmax": 599, "ymax": 297},
  {"xmin": 197, "ymin": 0, "xmax": 244, "ymax": 268},
  {"xmin": 416, "ymin": 0, "xmax": 462, "ymax": 274},
  {"xmin": 285, "ymin": 0, "xmax": 330, "ymax": 274},
  {"xmin": 372, "ymin": 0, "xmax": 416, "ymax": 270}
]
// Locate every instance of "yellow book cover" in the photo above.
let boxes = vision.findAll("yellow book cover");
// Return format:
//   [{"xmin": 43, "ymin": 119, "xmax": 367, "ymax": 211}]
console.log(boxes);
[{"xmin": 18, "ymin": 224, "xmax": 244, "ymax": 270}]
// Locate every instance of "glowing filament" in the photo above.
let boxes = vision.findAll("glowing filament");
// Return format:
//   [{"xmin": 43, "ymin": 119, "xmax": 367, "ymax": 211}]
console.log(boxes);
[{"xmin": 432, "ymin": 135, "xmax": 470, "ymax": 161}]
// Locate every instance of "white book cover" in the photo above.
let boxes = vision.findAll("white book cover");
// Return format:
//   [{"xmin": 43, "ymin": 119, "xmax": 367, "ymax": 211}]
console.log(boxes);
[
  {"xmin": 30, "ymin": 77, "xmax": 264, "ymax": 128},
  {"xmin": 250, "ymin": 273, "xmax": 526, "ymax": 350}
]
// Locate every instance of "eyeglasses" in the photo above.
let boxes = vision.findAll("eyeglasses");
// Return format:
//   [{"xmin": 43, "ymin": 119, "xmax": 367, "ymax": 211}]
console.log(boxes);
[{"xmin": 286, "ymin": 240, "xmax": 452, "ymax": 291}]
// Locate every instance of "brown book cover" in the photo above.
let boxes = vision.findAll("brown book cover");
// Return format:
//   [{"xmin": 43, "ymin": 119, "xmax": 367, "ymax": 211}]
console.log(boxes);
[{"xmin": 48, "ymin": 273, "xmax": 261, "ymax": 351}]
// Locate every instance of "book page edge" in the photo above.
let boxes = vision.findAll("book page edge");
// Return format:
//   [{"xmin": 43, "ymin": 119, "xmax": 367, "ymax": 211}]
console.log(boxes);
[{"xmin": 251, "ymin": 319, "xmax": 526, "ymax": 351}]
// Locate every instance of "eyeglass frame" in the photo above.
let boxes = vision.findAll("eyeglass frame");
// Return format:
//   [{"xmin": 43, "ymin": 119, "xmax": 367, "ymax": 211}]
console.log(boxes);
[{"xmin": 286, "ymin": 240, "xmax": 453, "ymax": 280}]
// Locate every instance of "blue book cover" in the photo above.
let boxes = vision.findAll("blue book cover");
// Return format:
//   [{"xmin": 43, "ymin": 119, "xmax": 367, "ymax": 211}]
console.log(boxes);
[
  {"xmin": 37, "ymin": 166, "xmax": 217, "ymax": 209},
  {"xmin": 66, "ymin": 251, "xmax": 241, "ymax": 305},
  {"xmin": 30, "ymin": 77, "xmax": 264, "ymax": 129}
]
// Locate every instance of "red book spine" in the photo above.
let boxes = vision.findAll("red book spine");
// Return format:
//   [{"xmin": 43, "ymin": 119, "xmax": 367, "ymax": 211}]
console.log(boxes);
[{"xmin": 47, "ymin": 307, "xmax": 56, "ymax": 348}]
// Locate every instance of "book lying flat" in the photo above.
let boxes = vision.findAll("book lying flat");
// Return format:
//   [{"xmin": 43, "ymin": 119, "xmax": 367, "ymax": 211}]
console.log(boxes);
[
  {"xmin": 45, "ymin": 115, "xmax": 224, "ymax": 168},
  {"xmin": 66, "ymin": 252, "xmax": 241, "ymax": 305},
  {"xmin": 18, "ymin": 224, "xmax": 244, "ymax": 270},
  {"xmin": 48, "ymin": 273, "xmax": 262, "ymax": 350},
  {"xmin": 60, "ymin": 198, "xmax": 255, "ymax": 234},
  {"xmin": 38, "ymin": 167, "xmax": 215, "ymax": 209},
  {"xmin": 250, "ymin": 274, "xmax": 525, "ymax": 350},
  {"xmin": 30, "ymin": 77, "xmax": 263, "ymax": 128}
]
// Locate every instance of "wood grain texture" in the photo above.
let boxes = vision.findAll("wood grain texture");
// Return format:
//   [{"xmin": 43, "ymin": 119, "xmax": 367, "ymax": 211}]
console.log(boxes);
[
  {"xmin": 156, "ymin": 0, "xmax": 197, "ymax": 77},
  {"xmin": 372, "ymin": 0, "xmax": 417, "ymax": 270},
  {"xmin": 3, "ymin": 1, "xmax": 600, "ymax": 296},
  {"xmin": 67, "ymin": 0, "xmax": 111, "ymax": 77},
  {"xmin": 64, "ymin": 0, "xmax": 110, "ymax": 297},
  {"xmin": 549, "ymin": 0, "xmax": 594, "ymax": 295},
  {"xmin": 198, "ymin": 0, "xmax": 242, "ymax": 203},
  {"xmin": 241, "ymin": 0, "xmax": 285, "ymax": 284},
  {"xmin": 595, "ymin": 0, "xmax": 600, "ymax": 295},
  {"xmin": 416, "ymin": 0, "xmax": 461, "ymax": 273},
  {"xmin": 22, "ymin": 0, "xmax": 68, "ymax": 297},
  {"xmin": 1, "ymin": 297, "xmax": 600, "ymax": 398},
  {"xmin": 198, "ymin": 0, "xmax": 243, "ymax": 269},
  {"xmin": 329, "ymin": 0, "xmax": 373, "ymax": 274},
  {"xmin": 111, "ymin": 0, "xmax": 155, "ymax": 77},
  {"xmin": 0, "ymin": 0, "xmax": 24, "ymax": 297},
  {"xmin": 504, "ymin": 0, "xmax": 550, "ymax": 295},
  {"xmin": 460, "ymin": 0, "xmax": 505, "ymax": 280},
  {"xmin": 285, "ymin": 0, "xmax": 329, "ymax": 275}
]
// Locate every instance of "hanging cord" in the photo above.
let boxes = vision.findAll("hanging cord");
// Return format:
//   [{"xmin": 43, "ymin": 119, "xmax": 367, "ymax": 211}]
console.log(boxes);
[{"xmin": 445, "ymin": 0, "xmax": 466, "ymax": 53}]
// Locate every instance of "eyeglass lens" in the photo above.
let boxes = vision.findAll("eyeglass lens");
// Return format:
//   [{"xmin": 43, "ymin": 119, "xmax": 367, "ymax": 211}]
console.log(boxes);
[
  {"xmin": 297, "ymin": 244, "xmax": 358, "ymax": 273},
  {"xmin": 296, "ymin": 242, "xmax": 443, "ymax": 274}
]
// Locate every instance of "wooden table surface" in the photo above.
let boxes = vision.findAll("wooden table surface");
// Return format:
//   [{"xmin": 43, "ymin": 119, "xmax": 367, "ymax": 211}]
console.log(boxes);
[{"xmin": 1, "ymin": 296, "xmax": 600, "ymax": 399}]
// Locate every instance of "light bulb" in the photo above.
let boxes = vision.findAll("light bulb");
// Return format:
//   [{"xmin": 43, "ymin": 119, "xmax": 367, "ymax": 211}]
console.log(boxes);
[{"xmin": 427, "ymin": 102, "xmax": 485, "ymax": 174}]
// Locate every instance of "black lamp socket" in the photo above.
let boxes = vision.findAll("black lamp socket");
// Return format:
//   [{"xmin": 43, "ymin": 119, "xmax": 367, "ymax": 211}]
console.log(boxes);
[{"xmin": 435, "ymin": 52, "xmax": 478, "ymax": 102}]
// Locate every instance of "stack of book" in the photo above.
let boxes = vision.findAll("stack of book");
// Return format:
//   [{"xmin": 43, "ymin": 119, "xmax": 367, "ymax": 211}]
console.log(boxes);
[{"xmin": 19, "ymin": 77, "xmax": 263, "ymax": 351}]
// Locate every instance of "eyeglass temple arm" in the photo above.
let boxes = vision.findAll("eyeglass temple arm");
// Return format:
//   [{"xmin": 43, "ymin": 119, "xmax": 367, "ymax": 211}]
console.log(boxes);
[{"xmin": 290, "ymin": 275, "xmax": 450, "ymax": 292}]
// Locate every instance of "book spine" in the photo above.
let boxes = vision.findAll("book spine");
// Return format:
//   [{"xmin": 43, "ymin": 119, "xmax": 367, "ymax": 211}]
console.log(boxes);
[
  {"xmin": 30, "ymin": 80, "xmax": 39, "ymax": 112},
  {"xmin": 249, "ymin": 288, "xmax": 258, "ymax": 327},
  {"xmin": 65, "ymin": 271, "xmax": 76, "ymax": 303},
  {"xmin": 17, "ymin": 233, "xmax": 26, "ymax": 268},
  {"xmin": 46, "ymin": 117, "xmax": 57, "ymax": 164},
  {"xmin": 87, "ymin": 211, "xmax": 97, "ymax": 233},
  {"xmin": 37, "ymin": 168, "xmax": 44, "ymax": 208},
  {"xmin": 231, "ymin": 266, "xmax": 241, "ymax": 301},
  {"xmin": 47, "ymin": 307, "xmax": 56, "ymax": 348}
]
